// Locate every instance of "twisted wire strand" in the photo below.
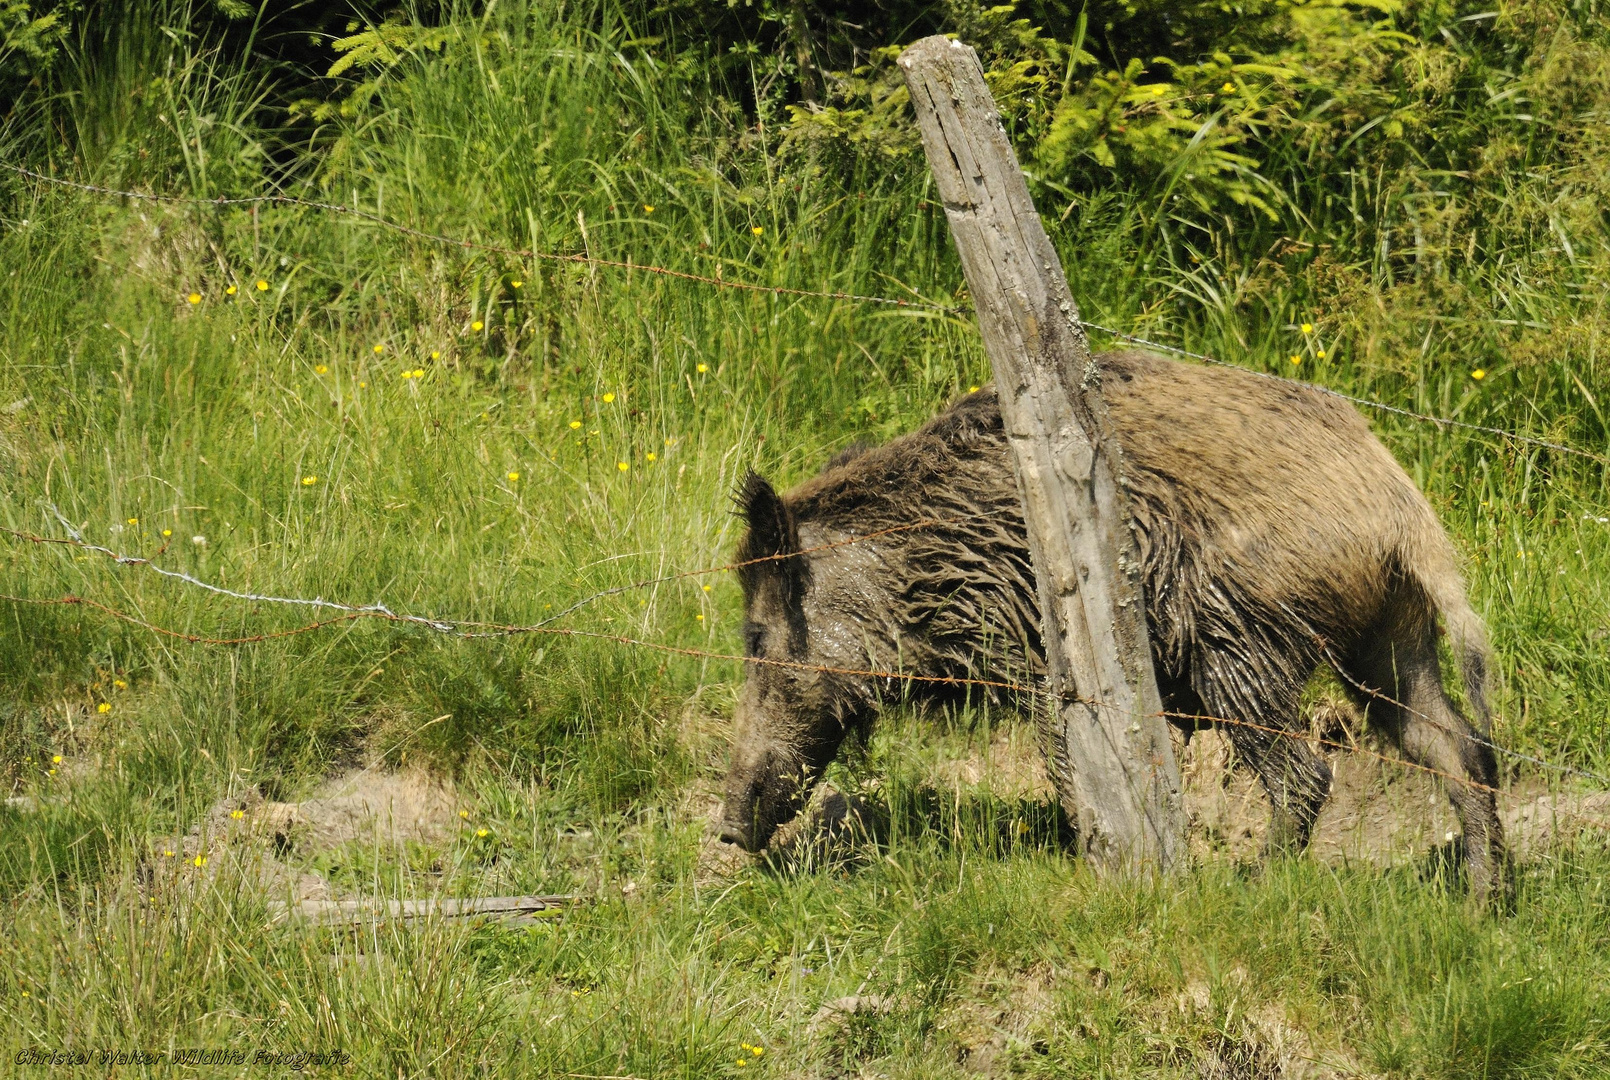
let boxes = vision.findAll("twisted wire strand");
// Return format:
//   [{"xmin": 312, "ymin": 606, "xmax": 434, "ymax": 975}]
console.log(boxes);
[
  {"xmin": 7, "ymin": 158, "xmax": 1606, "ymax": 464},
  {"xmin": 7, "ymin": 588, "xmax": 1608, "ymax": 815},
  {"xmin": 5, "ymin": 160, "xmax": 1607, "ymax": 792},
  {"xmin": 3, "ymin": 510, "xmax": 989, "ymax": 631},
  {"xmin": 7, "ymin": 510, "xmax": 1607, "ymax": 786},
  {"xmin": 0, "ymin": 162, "xmax": 959, "ymax": 313},
  {"xmin": 1080, "ymin": 322, "xmax": 1610, "ymax": 467}
]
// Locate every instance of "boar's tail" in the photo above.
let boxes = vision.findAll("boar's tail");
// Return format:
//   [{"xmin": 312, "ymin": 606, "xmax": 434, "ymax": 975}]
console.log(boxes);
[{"xmin": 1405, "ymin": 528, "xmax": 1495, "ymax": 734}]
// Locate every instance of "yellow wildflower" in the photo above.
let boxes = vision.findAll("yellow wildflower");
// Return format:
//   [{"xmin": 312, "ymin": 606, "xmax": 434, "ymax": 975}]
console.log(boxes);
[
  {"xmin": 1152, "ymin": 85, "xmax": 1165, "ymax": 96},
  {"xmin": 471, "ymin": 320, "xmax": 484, "ymax": 332},
  {"xmin": 602, "ymin": 393, "xmax": 616, "ymax": 403},
  {"xmin": 569, "ymin": 420, "xmax": 582, "ymax": 429},
  {"xmin": 193, "ymin": 855, "xmax": 206, "ymax": 868},
  {"xmin": 230, "ymin": 809, "xmax": 245, "ymax": 821},
  {"xmin": 1289, "ymin": 355, "xmax": 1301, "ymax": 366},
  {"xmin": 476, "ymin": 828, "xmax": 489, "ymax": 838},
  {"xmin": 617, "ymin": 461, "xmax": 629, "ymax": 472},
  {"xmin": 1472, "ymin": 369, "xmax": 1486, "ymax": 380},
  {"xmin": 98, "ymin": 703, "xmax": 111, "ymax": 714},
  {"xmin": 255, "ymin": 279, "xmax": 269, "ymax": 291},
  {"xmin": 225, "ymin": 284, "xmax": 238, "ymax": 296},
  {"xmin": 52, "ymin": 755, "xmax": 62, "ymax": 764},
  {"xmin": 644, "ymin": 204, "xmax": 654, "ymax": 213},
  {"xmin": 301, "ymin": 476, "xmax": 317, "ymax": 486},
  {"xmin": 696, "ymin": 364, "xmax": 708, "ymax": 373},
  {"xmin": 969, "ymin": 385, "xmax": 980, "ymax": 393},
  {"xmin": 314, "ymin": 364, "xmax": 328, "ymax": 374},
  {"xmin": 431, "ymin": 350, "xmax": 441, "ymax": 360},
  {"xmin": 459, "ymin": 810, "xmax": 470, "ymax": 819},
  {"xmin": 510, "ymin": 280, "xmax": 523, "ymax": 289},
  {"xmin": 696, "ymin": 613, "xmax": 704, "ymax": 621},
  {"xmin": 702, "ymin": 584, "xmax": 711, "ymax": 592},
  {"xmin": 751, "ymin": 226, "xmax": 763, "ymax": 236},
  {"xmin": 127, "ymin": 517, "xmax": 138, "ymax": 525},
  {"xmin": 1221, "ymin": 81, "xmax": 1235, "ymax": 93},
  {"xmin": 114, "ymin": 679, "xmax": 126, "ymax": 688},
  {"xmin": 507, "ymin": 471, "xmax": 520, "ymax": 482},
  {"xmin": 412, "ymin": 368, "xmax": 425, "ymax": 378},
  {"xmin": 186, "ymin": 293, "xmax": 201, "ymax": 305},
  {"xmin": 1316, "ymin": 350, "xmax": 1326, "ymax": 359},
  {"xmin": 359, "ymin": 381, "xmax": 367, "ymax": 388},
  {"xmin": 161, "ymin": 529, "xmax": 172, "ymax": 537},
  {"xmin": 1300, "ymin": 322, "xmax": 1313, "ymax": 334},
  {"xmin": 646, "ymin": 452, "xmax": 657, "ymax": 462},
  {"xmin": 162, "ymin": 850, "xmax": 174, "ymax": 857},
  {"xmin": 373, "ymin": 344, "xmax": 385, "ymax": 355}
]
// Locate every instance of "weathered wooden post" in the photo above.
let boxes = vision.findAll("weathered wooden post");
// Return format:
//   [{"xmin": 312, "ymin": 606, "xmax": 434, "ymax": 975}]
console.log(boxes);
[{"xmin": 899, "ymin": 35, "xmax": 1184, "ymax": 872}]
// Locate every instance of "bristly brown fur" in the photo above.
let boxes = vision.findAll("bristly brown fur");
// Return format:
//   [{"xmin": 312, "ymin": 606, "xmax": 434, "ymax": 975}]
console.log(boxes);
[{"xmin": 720, "ymin": 350, "xmax": 1507, "ymax": 897}]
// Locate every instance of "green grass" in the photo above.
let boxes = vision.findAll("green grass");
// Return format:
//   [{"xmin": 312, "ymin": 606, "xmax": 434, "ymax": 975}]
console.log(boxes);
[{"xmin": 1, "ymin": 0, "xmax": 1608, "ymax": 1074}]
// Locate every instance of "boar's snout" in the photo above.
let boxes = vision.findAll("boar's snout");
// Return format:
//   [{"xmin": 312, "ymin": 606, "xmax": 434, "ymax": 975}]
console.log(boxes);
[
  {"xmin": 716, "ymin": 766, "xmax": 766, "ymax": 850},
  {"xmin": 718, "ymin": 738, "xmax": 819, "ymax": 853}
]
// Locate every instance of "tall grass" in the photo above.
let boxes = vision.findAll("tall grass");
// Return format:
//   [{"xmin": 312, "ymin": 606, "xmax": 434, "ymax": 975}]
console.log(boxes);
[{"xmin": 0, "ymin": 0, "xmax": 1607, "ymax": 1072}]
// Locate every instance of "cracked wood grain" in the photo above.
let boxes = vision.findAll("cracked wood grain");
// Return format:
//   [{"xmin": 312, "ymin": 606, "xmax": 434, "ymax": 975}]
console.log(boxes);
[{"xmin": 899, "ymin": 35, "xmax": 1183, "ymax": 872}]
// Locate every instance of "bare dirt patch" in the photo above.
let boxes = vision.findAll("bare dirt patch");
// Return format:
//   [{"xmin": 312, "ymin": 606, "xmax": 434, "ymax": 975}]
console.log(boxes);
[{"xmin": 152, "ymin": 767, "xmax": 463, "ymax": 901}]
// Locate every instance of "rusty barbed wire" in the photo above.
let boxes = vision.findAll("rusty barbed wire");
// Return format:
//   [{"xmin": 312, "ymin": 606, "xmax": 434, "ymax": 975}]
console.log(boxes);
[
  {"xmin": 1079, "ymin": 323, "xmax": 1610, "ymax": 467},
  {"xmin": 0, "ymin": 591, "xmax": 1030, "ymax": 692},
  {"xmin": 2, "ymin": 509, "xmax": 991, "ymax": 632},
  {"xmin": 6, "ymin": 587, "xmax": 1608, "ymax": 815},
  {"xmin": 0, "ymin": 162, "xmax": 961, "ymax": 314},
  {"xmin": 5, "ymin": 161, "xmax": 1609, "ymax": 800},
  {"xmin": 7, "ymin": 508, "xmax": 1610, "ymax": 787},
  {"xmin": 7, "ymin": 158, "xmax": 1608, "ymax": 466}
]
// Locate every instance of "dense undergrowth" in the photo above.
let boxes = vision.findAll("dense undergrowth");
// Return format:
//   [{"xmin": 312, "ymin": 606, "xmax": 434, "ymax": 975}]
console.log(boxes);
[{"xmin": 0, "ymin": 0, "xmax": 1607, "ymax": 1074}]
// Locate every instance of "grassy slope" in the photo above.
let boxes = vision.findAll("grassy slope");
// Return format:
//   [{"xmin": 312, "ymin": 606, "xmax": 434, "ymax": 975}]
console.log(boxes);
[{"xmin": 1, "ymin": 2, "xmax": 1608, "ymax": 1075}]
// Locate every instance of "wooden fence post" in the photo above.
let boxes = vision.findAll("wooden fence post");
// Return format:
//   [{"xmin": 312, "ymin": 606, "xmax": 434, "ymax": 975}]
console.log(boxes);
[{"xmin": 899, "ymin": 35, "xmax": 1183, "ymax": 872}]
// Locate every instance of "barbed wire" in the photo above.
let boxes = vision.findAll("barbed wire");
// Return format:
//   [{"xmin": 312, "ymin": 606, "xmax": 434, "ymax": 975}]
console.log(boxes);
[
  {"xmin": 6, "ymin": 587, "xmax": 1608, "ymax": 818},
  {"xmin": 0, "ymin": 162, "xmax": 959, "ymax": 314},
  {"xmin": 9, "ymin": 503, "xmax": 1610, "ymax": 789},
  {"xmin": 2, "ymin": 509, "xmax": 990, "ymax": 632},
  {"xmin": 0, "ymin": 591, "xmax": 1031, "ymax": 692},
  {"xmin": 1080, "ymin": 323, "xmax": 1610, "ymax": 467},
  {"xmin": 6, "ymin": 161, "xmax": 1610, "ymax": 800},
  {"xmin": 7, "ymin": 159, "xmax": 1608, "ymax": 466},
  {"xmin": 8, "ymin": 505, "xmax": 1610, "ymax": 788},
  {"xmin": 1303, "ymin": 631, "xmax": 1610, "ymax": 788}
]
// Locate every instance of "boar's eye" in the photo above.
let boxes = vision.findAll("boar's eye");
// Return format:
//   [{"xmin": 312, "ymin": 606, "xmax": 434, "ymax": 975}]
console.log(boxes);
[{"xmin": 742, "ymin": 621, "xmax": 766, "ymax": 657}]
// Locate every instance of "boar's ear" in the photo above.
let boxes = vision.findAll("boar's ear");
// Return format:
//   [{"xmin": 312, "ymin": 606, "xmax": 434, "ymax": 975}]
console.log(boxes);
[{"xmin": 735, "ymin": 470, "xmax": 806, "ymax": 601}]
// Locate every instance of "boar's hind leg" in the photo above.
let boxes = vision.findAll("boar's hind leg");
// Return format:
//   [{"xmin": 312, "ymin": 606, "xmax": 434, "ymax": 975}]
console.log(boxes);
[
  {"xmin": 1342, "ymin": 620, "xmax": 1507, "ymax": 901},
  {"xmin": 1196, "ymin": 671, "xmax": 1332, "ymax": 857}
]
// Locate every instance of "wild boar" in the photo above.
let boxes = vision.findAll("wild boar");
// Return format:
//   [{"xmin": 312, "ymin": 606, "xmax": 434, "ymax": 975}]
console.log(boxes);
[{"xmin": 717, "ymin": 349, "xmax": 1506, "ymax": 897}]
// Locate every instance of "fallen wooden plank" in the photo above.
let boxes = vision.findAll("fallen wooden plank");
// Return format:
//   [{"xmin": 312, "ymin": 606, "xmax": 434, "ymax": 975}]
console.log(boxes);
[{"xmin": 268, "ymin": 894, "xmax": 580, "ymax": 926}]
